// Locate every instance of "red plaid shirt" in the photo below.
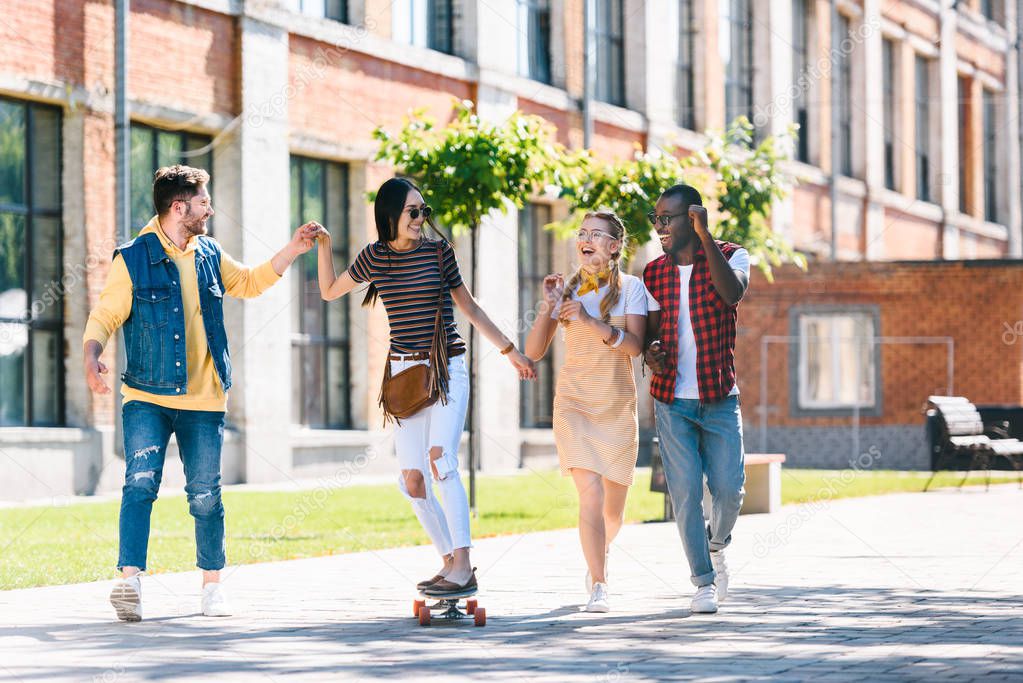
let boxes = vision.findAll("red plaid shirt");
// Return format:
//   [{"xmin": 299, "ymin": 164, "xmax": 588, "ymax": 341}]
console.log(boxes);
[{"xmin": 643, "ymin": 240, "xmax": 742, "ymax": 405}]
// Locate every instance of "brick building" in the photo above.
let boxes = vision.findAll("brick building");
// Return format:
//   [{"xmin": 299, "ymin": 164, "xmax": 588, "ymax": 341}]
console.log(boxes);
[{"xmin": 0, "ymin": 0, "xmax": 1021, "ymax": 499}]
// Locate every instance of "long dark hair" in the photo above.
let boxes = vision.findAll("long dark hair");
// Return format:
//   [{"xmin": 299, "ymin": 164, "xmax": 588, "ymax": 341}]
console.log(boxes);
[{"xmin": 362, "ymin": 177, "xmax": 447, "ymax": 307}]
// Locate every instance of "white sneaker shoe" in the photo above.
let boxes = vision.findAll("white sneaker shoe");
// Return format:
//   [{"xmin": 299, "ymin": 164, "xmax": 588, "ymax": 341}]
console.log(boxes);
[
  {"xmin": 711, "ymin": 550, "xmax": 729, "ymax": 603},
  {"xmin": 586, "ymin": 582, "xmax": 610, "ymax": 613},
  {"xmin": 110, "ymin": 575, "xmax": 143, "ymax": 622},
  {"xmin": 201, "ymin": 583, "xmax": 233, "ymax": 617},
  {"xmin": 690, "ymin": 584, "xmax": 718, "ymax": 614}
]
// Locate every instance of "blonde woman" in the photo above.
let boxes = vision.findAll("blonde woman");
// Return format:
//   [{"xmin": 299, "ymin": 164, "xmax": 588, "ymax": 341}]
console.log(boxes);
[{"xmin": 524, "ymin": 210, "xmax": 649, "ymax": 612}]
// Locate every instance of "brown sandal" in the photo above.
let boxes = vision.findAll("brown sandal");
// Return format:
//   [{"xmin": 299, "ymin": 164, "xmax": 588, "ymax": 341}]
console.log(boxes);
[
  {"xmin": 416, "ymin": 574, "xmax": 445, "ymax": 591},
  {"xmin": 423, "ymin": 567, "xmax": 478, "ymax": 596}
]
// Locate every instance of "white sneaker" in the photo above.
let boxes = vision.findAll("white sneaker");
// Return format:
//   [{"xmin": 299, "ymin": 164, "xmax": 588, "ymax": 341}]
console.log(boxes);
[
  {"xmin": 201, "ymin": 583, "xmax": 233, "ymax": 617},
  {"xmin": 711, "ymin": 550, "xmax": 729, "ymax": 603},
  {"xmin": 110, "ymin": 575, "xmax": 143, "ymax": 622},
  {"xmin": 586, "ymin": 582, "xmax": 610, "ymax": 613},
  {"xmin": 690, "ymin": 584, "xmax": 718, "ymax": 614}
]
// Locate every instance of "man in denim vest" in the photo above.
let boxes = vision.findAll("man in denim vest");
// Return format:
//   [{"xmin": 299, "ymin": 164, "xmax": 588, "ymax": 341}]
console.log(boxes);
[
  {"xmin": 643, "ymin": 184, "xmax": 750, "ymax": 615},
  {"xmin": 84, "ymin": 165, "xmax": 320, "ymax": 621}
]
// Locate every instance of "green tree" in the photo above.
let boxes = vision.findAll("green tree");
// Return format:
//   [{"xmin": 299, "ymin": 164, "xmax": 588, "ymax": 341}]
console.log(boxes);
[
  {"xmin": 558, "ymin": 117, "xmax": 807, "ymax": 278},
  {"xmin": 372, "ymin": 99, "xmax": 579, "ymax": 506}
]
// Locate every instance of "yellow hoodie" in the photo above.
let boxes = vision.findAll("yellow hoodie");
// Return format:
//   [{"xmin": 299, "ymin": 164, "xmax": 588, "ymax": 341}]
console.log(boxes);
[{"xmin": 83, "ymin": 216, "xmax": 281, "ymax": 412}]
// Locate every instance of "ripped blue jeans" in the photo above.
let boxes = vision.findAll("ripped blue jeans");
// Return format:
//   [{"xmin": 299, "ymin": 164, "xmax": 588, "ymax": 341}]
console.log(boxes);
[{"xmin": 118, "ymin": 400, "xmax": 226, "ymax": 571}]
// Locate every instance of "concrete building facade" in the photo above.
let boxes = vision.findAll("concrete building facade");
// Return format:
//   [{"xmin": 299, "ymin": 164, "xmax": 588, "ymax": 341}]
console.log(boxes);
[{"xmin": 1, "ymin": 0, "xmax": 1021, "ymax": 499}]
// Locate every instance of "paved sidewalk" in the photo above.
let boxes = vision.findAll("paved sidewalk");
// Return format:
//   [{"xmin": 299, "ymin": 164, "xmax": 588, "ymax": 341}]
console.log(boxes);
[{"xmin": 1, "ymin": 486, "xmax": 1021, "ymax": 682}]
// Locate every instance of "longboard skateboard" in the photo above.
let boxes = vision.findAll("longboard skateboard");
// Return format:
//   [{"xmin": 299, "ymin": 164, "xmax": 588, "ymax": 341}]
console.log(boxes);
[{"xmin": 413, "ymin": 588, "xmax": 486, "ymax": 627}]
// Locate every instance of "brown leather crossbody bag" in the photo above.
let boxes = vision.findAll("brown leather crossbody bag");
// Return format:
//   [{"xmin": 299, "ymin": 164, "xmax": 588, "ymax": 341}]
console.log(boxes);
[{"xmin": 378, "ymin": 244, "xmax": 452, "ymax": 423}]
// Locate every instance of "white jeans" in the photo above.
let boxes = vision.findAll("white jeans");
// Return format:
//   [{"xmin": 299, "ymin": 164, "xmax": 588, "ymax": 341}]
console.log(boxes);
[{"xmin": 392, "ymin": 354, "xmax": 471, "ymax": 555}]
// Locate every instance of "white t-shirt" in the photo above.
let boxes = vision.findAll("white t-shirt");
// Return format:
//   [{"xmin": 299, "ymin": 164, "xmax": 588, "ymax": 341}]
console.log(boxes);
[
  {"xmin": 552, "ymin": 273, "xmax": 651, "ymax": 319},
  {"xmin": 647, "ymin": 249, "xmax": 750, "ymax": 399}
]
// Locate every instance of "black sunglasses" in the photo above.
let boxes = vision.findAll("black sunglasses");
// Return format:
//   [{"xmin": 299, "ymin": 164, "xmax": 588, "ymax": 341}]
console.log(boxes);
[
  {"xmin": 647, "ymin": 212, "xmax": 686, "ymax": 228},
  {"xmin": 407, "ymin": 206, "xmax": 433, "ymax": 220}
]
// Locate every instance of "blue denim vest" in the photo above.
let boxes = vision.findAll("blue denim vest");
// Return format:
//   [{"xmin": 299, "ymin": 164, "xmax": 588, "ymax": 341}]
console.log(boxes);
[{"xmin": 115, "ymin": 232, "xmax": 232, "ymax": 395}]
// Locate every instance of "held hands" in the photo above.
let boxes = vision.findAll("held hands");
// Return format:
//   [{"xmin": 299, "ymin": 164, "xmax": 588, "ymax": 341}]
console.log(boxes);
[
  {"xmin": 291, "ymin": 222, "xmax": 326, "ymax": 255},
  {"xmin": 689, "ymin": 205, "xmax": 711, "ymax": 241},
  {"xmin": 507, "ymin": 348, "xmax": 537, "ymax": 381}
]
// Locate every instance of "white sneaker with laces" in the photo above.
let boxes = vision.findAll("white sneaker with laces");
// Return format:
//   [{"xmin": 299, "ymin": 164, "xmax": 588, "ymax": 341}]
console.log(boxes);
[
  {"xmin": 201, "ymin": 582, "xmax": 233, "ymax": 617},
  {"xmin": 711, "ymin": 550, "xmax": 729, "ymax": 603},
  {"xmin": 586, "ymin": 582, "xmax": 610, "ymax": 613},
  {"xmin": 690, "ymin": 584, "xmax": 718, "ymax": 614},
  {"xmin": 110, "ymin": 574, "xmax": 143, "ymax": 622}
]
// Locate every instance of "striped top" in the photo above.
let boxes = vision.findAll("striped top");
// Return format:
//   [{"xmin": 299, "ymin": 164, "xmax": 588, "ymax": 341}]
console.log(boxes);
[{"xmin": 347, "ymin": 239, "xmax": 466, "ymax": 355}]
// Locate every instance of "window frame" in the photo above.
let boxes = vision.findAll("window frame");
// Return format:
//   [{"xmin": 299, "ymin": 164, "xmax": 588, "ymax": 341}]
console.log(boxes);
[
  {"xmin": 789, "ymin": 306, "xmax": 882, "ymax": 418},
  {"xmin": 677, "ymin": 0, "xmax": 696, "ymax": 130},
  {"xmin": 129, "ymin": 122, "xmax": 214, "ymax": 236},
  {"xmin": 0, "ymin": 96, "xmax": 64, "ymax": 427},
  {"xmin": 915, "ymin": 55, "xmax": 932, "ymax": 203},
  {"xmin": 882, "ymin": 38, "xmax": 897, "ymax": 191},
  {"xmin": 289, "ymin": 155, "xmax": 352, "ymax": 430},
  {"xmin": 394, "ymin": 0, "xmax": 455, "ymax": 55},
  {"xmin": 293, "ymin": 0, "xmax": 348, "ymax": 22},
  {"xmin": 983, "ymin": 88, "xmax": 999, "ymax": 223},
  {"xmin": 721, "ymin": 0, "xmax": 753, "ymax": 126},
  {"xmin": 518, "ymin": 203, "xmax": 555, "ymax": 429},
  {"xmin": 517, "ymin": 0, "xmax": 552, "ymax": 84},
  {"xmin": 792, "ymin": 0, "xmax": 811, "ymax": 163},
  {"xmin": 594, "ymin": 0, "xmax": 626, "ymax": 106},
  {"xmin": 836, "ymin": 13, "xmax": 853, "ymax": 178}
]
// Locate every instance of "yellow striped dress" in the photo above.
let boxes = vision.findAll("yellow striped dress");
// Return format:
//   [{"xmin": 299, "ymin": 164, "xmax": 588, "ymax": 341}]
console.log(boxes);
[{"xmin": 552, "ymin": 274, "xmax": 649, "ymax": 486}]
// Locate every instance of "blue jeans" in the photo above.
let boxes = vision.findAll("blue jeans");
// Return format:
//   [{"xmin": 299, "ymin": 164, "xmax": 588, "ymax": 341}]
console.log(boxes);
[
  {"xmin": 118, "ymin": 400, "xmax": 226, "ymax": 571},
  {"xmin": 654, "ymin": 396, "xmax": 746, "ymax": 587}
]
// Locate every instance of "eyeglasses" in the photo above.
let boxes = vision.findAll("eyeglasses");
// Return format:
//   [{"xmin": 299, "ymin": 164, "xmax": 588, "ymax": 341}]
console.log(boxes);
[
  {"xmin": 575, "ymin": 229, "xmax": 616, "ymax": 242},
  {"xmin": 647, "ymin": 212, "xmax": 685, "ymax": 228},
  {"xmin": 406, "ymin": 206, "xmax": 433, "ymax": 220}
]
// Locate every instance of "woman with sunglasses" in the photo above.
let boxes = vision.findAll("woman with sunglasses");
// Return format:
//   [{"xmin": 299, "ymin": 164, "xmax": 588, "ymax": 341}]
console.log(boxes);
[
  {"xmin": 311, "ymin": 177, "xmax": 536, "ymax": 597},
  {"xmin": 523, "ymin": 209, "xmax": 650, "ymax": 613}
]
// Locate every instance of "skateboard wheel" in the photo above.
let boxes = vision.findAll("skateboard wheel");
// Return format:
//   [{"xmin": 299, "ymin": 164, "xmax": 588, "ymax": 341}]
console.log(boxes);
[
  {"xmin": 419, "ymin": 606, "xmax": 431, "ymax": 626},
  {"xmin": 474, "ymin": 607, "xmax": 486, "ymax": 627},
  {"xmin": 413, "ymin": 599, "xmax": 425, "ymax": 618},
  {"xmin": 465, "ymin": 599, "xmax": 477, "ymax": 615}
]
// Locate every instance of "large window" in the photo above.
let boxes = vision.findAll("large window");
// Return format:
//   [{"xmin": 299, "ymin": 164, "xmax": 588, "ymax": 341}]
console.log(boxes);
[
  {"xmin": 287, "ymin": 0, "xmax": 348, "ymax": 21},
  {"xmin": 677, "ymin": 0, "xmax": 696, "ymax": 130},
  {"xmin": 979, "ymin": 0, "xmax": 1004, "ymax": 24},
  {"xmin": 517, "ymin": 0, "xmax": 551, "ymax": 84},
  {"xmin": 836, "ymin": 14, "xmax": 853, "ymax": 177},
  {"xmin": 0, "ymin": 98, "xmax": 63, "ymax": 427},
  {"xmin": 958, "ymin": 76, "xmax": 969, "ymax": 213},
  {"xmin": 983, "ymin": 89, "xmax": 998, "ymax": 223},
  {"xmin": 915, "ymin": 56, "xmax": 932, "ymax": 202},
  {"xmin": 290, "ymin": 157, "xmax": 351, "ymax": 429},
  {"xmin": 518, "ymin": 204, "xmax": 555, "ymax": 429},
  {"xmin": 883, "ymin": 39, "xmax": 897, "ymax": 191},
  {"xmin": 721, "ymin": 0, "xmax": 753, "ymax": 125},
  {"xmin": 797, "ymin": 312, "xmax": 877, "ymax": 411},
  {"xmin": 792, "ymin": 0, "xmax": 811, "ymax": 163},
  {"xmin": 130, "ymin": 123, "xmax": 213, "ymax": 236},
  {"xmin": 594, "ymin": 0, "xmax": 626, "ymax": 106},
  {"xmin": 393, "ymin": 0, "xmax": 455, "ymax": 55}
]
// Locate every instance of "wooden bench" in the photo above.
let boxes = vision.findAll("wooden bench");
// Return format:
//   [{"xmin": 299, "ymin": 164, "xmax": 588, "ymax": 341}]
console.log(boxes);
[
  {"xmin": 925, "ymin": 395, "xmax": 1023, "ymax": 491},
  {"xmin": 651, "ymin": 438, "xmax": 786, "ymax": 519}
]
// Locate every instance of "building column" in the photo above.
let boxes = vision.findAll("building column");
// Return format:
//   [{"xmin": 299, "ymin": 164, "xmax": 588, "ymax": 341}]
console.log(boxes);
[
  {"xmin": 862, "ymin": 0, "xmax": 886, "ymax": 259},
  {"xmin": 219, "ymin": 14, "xmax": 294, "ymax": 483},
  {"xmin": 938, "ymin": 3, "xmax": 960, "ymax": 258}
]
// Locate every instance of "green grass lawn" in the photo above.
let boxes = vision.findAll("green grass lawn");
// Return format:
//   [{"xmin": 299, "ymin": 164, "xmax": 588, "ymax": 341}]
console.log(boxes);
[{"xmin": 1, "ymin": 468, "xmax": 1017, "ymax": 590}]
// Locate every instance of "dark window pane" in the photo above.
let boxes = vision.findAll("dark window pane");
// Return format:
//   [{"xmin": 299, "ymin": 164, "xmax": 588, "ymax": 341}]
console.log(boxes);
[
  {"xmin": 0, "ymin": 323, "xmax": 26, "ymax": 426},
  {"xmin": 30, "ymin": 107, "xmax": 61, "ymax": 210},
  {"xmin": 0, "ymin": 212, "xmax": 25, "ymax": 305},
  {"xmin": 518, "ymin": 203, "xmax": 554, "ymax": 428},
  {"xmin": 130, "ymin": 127, "xmax": 154, "ymax": 234},
  {"xmin": 31, "ymin": 328, "xmax": 60, "ymax": 425},
  {"xmin": 326, "ymin": 0, "xmax": 348, "ymax": 22},
  {"xmin": 984, "ymin": 89, "xmax": 998, "ymax": 222},
  {"xmin": 156, "ymin": 131, "xmax": 183, "ymax": 168},
  {"xmin": 31, "ymin": 216, "xmax": 61, "ymax": 321},
  {"xmin": 326, "ymin": 346, "xmax": 348, "ymax": 427},
  {"xmin": 300, "ymin": 345, "xmax": 325, "ymax": 427},
  {"xmin": 301, "ymin": 161, "xmax": 324, "ymax": 224},
  {"xmin": 0, "ymin": 100, "xmax": 26, "ymax": 206}
]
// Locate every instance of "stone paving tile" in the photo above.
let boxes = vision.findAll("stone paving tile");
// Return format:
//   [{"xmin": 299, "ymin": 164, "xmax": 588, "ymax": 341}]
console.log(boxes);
[{"xmin": 0, "ymin": 486, "xmax": 1021, "ymax": 681}]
